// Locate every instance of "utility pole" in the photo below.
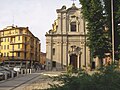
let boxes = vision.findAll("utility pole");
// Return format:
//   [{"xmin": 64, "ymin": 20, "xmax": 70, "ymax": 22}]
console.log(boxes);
[{"xmin": 111, "ymin": 0, "xmax": 115, "ymax": 63}]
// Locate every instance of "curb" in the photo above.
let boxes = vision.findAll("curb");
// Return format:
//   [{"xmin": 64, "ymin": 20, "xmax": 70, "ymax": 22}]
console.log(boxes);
[
  {"xmin": 40, "ymin": 71, "xmax": 66, "ymax": 77},
  {"xmin": 40, "ymin": 73, "xmax": 59, "ymax": 77}
]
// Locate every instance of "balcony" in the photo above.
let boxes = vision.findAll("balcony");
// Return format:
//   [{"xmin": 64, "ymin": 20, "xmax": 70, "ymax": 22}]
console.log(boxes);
[
  {"xmin": 10, "ymin": 41, "xmax": 29, "ymax": 45},
  {"xmin": 9, "ymin": 49, "xmax": 28, "ymax": 53}
]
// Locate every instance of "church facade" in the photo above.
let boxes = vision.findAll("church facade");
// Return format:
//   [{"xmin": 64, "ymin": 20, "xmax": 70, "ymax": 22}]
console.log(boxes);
[{"xmin": 45, "ymin": 4, "xmax": 91, "ymax": 70}]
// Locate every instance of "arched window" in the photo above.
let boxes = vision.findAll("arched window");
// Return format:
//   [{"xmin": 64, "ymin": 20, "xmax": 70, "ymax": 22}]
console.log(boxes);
[{"xmin": 71, "ymin": 22, "xmax": 76, "ymax": 32}]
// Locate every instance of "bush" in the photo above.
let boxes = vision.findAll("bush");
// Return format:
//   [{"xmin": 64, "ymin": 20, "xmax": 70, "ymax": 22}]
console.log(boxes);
[{"xmin": 47, "ymin": 64, "xmax": 120, "ymax": 90}]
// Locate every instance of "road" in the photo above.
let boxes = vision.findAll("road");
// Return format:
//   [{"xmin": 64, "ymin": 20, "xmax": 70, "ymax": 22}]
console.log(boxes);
[{"xmin": 0, "ymin": 71, "xmax": 63, "ymax": 90}]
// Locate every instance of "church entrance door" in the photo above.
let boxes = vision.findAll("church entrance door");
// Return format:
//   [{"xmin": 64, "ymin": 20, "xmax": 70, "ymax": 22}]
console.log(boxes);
[{"xmin": 70, "ymin": 54, "xmax": 77, "ymax": 69}]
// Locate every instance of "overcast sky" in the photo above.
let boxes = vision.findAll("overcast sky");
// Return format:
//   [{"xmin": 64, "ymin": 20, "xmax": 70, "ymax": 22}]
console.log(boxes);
[{"xmin": 0, "ymin": 0, "xmax": 80, "ymax": 52}]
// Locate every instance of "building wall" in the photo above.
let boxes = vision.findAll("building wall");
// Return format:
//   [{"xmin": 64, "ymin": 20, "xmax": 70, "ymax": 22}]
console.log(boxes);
[
  {"xmin": 0, "ymin": 26, "xmax": 41, "ymax": 65},
  {"xmin": 40, "ymin": 52, "xmax": 46, "ymax": 65},
  {"xmin": 46, "ymin": 4, "xmax": 90, "ymax": 70}
]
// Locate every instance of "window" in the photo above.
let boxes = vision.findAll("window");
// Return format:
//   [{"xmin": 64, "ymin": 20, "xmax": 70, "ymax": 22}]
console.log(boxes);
[
  {"xmin": 11, "ymin": 37, "xmax": 15, "ymax": 43},
  {"xmin": 14, "ymin": 37, "xmax": 15, "ymax": 42},
  {"xmin": 19, "ymin": 30, "xmax": 22, "ymax": 34},
  {"xmin": 71, "ymin": 22, "xmax": 76, "ymax": 32},
  {"xmin": 7, "ymin": 45, "xmax": 9, "ymax": 49},
  {"xmin": 52, "ymin": 61, "xmax": 56, "ymax": 67},
  {"xmin": 12, "ymin": 53, "xmax": 14, "ymax": 58},
  {"xmin": 18, "ymin": 44, "xmax": 20, "ymax": 49},
  {"xmin": 4, "ymin": 53, "xmax": 6, "ymax": 57},
  {"xmin": 18, "ymin": 52, "xmax": 20, "ymax": 57},
  {"xmin": 25, "ymin": 45, "xmax": 27, "ymax": 50},
  {"xmin": 53, "ymin": 48, "xmax": 55, "ymax": 55},
  {"xmin": 4, "ymin": 38, "xmax": 6, "ymax": 42},
  {"xmin": 24, "ymin": 52, "xmax": 26, "ymax": 59},
  {"xmin": 25, "ymin": 37, "xmax": 27, "ymax": 42},
  {"xmin": 18, "ymin": 36, "xmax": 20, "ymax": 41},
  {"xmin": 9, "ymin": 31, "xmax": 11, "ymax": 34},
  {"xmin": 7, "ymin": 53, "xmax": 9, "ymax": 57},
  {"xmin": 4, "ymin": 45, "xmax": 6, "ymax": 50},
  {"xmin": 12, "ymin": 45, "xmax": 14, "ymax": 51},
  {"xmin": 8, "ymin": 38, "xmax": 9, "ymax": 42}
]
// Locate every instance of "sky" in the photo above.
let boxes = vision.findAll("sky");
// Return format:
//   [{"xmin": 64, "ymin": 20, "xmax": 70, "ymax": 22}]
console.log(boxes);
[{"xmin": 0, "ymin": 0, "xmax": 80, "ymax": 52}]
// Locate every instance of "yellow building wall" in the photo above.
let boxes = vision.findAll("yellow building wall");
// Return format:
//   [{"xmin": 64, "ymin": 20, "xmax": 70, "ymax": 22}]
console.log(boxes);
[{"xmin": 0, "ymin": 26, "xmax": 41, "ymax": 63}]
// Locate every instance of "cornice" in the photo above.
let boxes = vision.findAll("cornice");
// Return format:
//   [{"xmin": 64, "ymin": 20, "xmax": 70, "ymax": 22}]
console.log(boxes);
[{"xmin": 45, "ymin": 34, "xmax": 87, "ymax": 37}]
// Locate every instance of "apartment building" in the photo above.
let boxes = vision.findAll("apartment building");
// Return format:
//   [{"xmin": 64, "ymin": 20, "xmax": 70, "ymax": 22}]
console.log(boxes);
[{"xmin": 0, "ymin": 26, "xmax": 41, "ymax": 67}]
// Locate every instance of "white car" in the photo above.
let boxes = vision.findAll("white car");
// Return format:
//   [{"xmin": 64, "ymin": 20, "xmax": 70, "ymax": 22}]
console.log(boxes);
[{"xmin": 13, "ymin": 66, "xmax": 21, "ymax": 72}]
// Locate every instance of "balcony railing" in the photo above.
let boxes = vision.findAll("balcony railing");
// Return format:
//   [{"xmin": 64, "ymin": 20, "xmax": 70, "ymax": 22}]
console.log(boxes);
[
  {"xmin": 9, "ymin": 49, "xmax": 28, "ymax": 52},
  {"xmin": 10, "ymin": 41, "xmax": 29, "ymax": 45}
]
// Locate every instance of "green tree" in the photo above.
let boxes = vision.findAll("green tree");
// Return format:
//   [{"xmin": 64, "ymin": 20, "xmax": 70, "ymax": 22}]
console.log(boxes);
[
  {"xmin": 48, "ymin": 64, "xmax": 120, "ymax": 90},
  {"xmin": 114, "ymin": 0, "xmax": 120, "ymax": 59},
  {"xmin": 79, "ymin": 0, "xmax": 120, "ymax": 62},
  {"xmin": 103, "ymin": 0, "xmax": 120, "ymax": 59},
  {"xmin": 79, "ymin": 0, "xmax": 111, "ymax": 61}
]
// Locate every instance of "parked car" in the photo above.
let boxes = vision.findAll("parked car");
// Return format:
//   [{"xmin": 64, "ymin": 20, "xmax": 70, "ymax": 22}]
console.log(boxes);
[
  {"xmin": 0, "ymin": 72, "xmax": 4, "ymax": 81},
  {"xmin": 0, "ymin": 67, "xmax": 11, "ymax": 80},
  {"xmin": 13, "ymin": 66, "xmax": 21, "ymax": 72},
  {"xmin": 1, "ymin": 66, "xmax": 17, "ymax": 77}
]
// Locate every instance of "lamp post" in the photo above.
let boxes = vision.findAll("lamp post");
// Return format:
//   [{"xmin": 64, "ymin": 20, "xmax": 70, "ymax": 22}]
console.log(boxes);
[{"xmin": 111, "ymin": 0, "xmax": 115, "ymax": 63}]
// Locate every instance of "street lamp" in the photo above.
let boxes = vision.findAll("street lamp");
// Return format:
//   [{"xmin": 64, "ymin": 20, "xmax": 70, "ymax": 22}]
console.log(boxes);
[{"xmin": 111, "ymin": 0, "xmax": 115, "ymax": 63}]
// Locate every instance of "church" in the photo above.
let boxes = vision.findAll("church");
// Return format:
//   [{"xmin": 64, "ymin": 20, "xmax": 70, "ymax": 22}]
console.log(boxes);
[{"xmin": 45, "ymin": 3, "xmax": 91, "ymax": 70}]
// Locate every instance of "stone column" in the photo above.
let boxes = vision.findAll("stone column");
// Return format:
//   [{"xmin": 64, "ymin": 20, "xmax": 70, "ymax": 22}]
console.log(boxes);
[
  {"xmin": 68, "ymin": 54, "xmax": 70, "ymax": 66},
  {"xmin": 95, "ymin": 56, "xmax": 101, "ymax": 69},
  {"xmin": 77, "ymin": 54, "xmax": 79, "ymax": 69}
]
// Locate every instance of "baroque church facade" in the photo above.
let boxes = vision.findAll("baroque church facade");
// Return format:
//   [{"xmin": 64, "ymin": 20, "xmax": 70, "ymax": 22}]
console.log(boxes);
[{"xmin": 45, "ymin": 3, "xmax": 91, "ymax": 70}]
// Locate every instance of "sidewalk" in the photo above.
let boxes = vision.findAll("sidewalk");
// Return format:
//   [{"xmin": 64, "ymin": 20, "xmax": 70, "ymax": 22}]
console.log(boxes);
[
  {"xmin": 40, "ymin": 70, "xmax": 66, "ymax": 77},
  {"xmin": 0, "ymin": 70, "xmax": 65, "ymax": 90},
  {"xmin": 0, "ymin": 72, "xmax": 42, "ymax": 90},
  {"xmin": 23, "ymin": 71, "xmax": 65, "ymax": 90}
]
